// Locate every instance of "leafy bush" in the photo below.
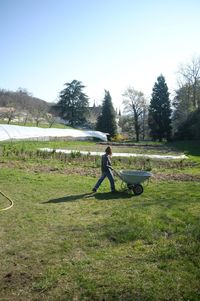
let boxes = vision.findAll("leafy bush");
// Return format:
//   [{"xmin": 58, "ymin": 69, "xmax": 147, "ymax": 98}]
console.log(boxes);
[
  {"xmin": 111, "ymin": 133, "xmax": 126, "ymax": 142},
  {"xmin": 175, "ymin": 108, "xmax": 200, "ymax": 140}
]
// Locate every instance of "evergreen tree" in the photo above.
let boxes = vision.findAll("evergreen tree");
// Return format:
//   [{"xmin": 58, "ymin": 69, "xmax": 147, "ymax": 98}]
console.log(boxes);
[
  {"xmin": 54, "ymin": 80, "xmax": 89, "ymax": 126},
  {"xmin": 148, "ymin": 75, "xmax": 172, "ymax": 141},
  {"xmin": 96, "ymin": 90, "xmax": 117, "ymax": 138}
]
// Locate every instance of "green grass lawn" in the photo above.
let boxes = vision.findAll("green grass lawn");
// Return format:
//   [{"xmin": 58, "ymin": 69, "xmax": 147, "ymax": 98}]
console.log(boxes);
[{"xmin": 0, "ymin": 140, "xmax": 200, "ymax": 300}]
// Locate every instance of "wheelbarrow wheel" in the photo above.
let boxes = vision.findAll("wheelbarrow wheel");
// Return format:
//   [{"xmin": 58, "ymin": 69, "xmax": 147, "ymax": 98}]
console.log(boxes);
[{"xmin": 133, "ymin": 184, "xmax": 143, "ymax": 196}]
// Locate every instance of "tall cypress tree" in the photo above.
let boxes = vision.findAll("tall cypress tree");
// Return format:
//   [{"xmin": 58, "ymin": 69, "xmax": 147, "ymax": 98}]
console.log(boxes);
[
  {"xmin": 148, "ymin": 75, "xmax": 172, "ymax": 141},
  {"xmin": 96, "ymin": 90, "xmax": 117, "ymax": 138}
]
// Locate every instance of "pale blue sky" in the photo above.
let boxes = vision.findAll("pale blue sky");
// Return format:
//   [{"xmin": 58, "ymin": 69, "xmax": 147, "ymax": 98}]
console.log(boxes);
[{"xmin": 1, "ymin": 0, "xmax": 200, "ymax": 109}]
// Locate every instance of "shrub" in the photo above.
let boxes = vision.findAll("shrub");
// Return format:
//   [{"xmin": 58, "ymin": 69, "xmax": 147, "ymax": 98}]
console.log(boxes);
[{"xmin": 111, "ymin": 134, "xmax": 126, "ymax": 142}]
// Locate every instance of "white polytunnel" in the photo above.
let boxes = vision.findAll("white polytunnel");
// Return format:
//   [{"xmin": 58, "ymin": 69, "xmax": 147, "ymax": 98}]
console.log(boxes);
[{"xmin": 0, "ymin": 124, "xmax": 108, "ymax": 142}]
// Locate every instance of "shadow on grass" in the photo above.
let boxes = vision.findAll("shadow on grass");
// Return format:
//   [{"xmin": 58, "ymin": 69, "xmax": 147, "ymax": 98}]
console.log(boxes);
[
  {"xmin": 94, "ymin": 191, "xmax": 134, "ymax": 200},
  {"xmin": 43, "ymin": 191, "xmax": 133, "ymax": 204},
  {"xmin": 43, "ymin": 193, "xmax": 93, "ymax": 204}
]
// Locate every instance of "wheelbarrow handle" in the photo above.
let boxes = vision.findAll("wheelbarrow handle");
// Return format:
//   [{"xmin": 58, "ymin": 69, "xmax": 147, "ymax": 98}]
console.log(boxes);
[{"xmin": 112, "ymin": 168, "xmax": 123, "ymax": 180}]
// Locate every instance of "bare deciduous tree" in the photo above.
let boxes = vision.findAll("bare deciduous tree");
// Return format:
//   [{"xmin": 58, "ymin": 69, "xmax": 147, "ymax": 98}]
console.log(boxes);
[
  {"xmin": 45, "ymin": 113, "xmax": 56, "ymax": 128},
  {"xmin": 122, "ymin": 87, "xmax": 147, "ymax": 142},
  {"xmin": 177, "ymin": 56, "xmax": 200, "ymax": 109},
  {"xmin": 0, "ymin": 108, "xmax": 16, "ymax": 124}
]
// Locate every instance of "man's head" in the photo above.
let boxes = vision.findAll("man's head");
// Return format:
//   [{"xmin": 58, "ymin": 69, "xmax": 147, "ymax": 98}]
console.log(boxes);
[{"xmin": 105, "ymin": 146, "xmax": 112, "ymax": 155}]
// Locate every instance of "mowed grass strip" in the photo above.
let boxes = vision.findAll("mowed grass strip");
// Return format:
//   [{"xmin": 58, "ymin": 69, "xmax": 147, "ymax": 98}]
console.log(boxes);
[{"xmin": 0, "ymin": 166, "xmax": 200, "ymax": 301}]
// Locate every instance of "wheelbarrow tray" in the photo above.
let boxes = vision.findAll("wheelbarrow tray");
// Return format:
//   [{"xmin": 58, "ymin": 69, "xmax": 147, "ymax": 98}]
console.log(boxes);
[{"xmin": 119, "ymin": 170, "xmax": 152, "ymax": 185}]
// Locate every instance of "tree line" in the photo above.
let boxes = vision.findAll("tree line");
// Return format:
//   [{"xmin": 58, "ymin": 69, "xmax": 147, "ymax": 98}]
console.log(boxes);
[
  {"xmin": 0, "ymin": 57, "xmax": 200, "ymax": 140},
  {"xmin": 51, "ymin": 76, "xmax": 170, "ymax": 141},
  {"xmin": 53, "ymin": 56, "xmax": 200, "ymax": 141}
]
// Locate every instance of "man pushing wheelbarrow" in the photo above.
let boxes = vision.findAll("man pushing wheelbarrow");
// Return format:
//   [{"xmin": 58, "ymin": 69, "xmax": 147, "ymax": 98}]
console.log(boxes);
[
  {"xmin": 92, "ymin": 146, "xmax": 116, "ymax": 193},
  {"xmin": 92, "ymin": 146, "xmax": 152, "ymax": 195}
]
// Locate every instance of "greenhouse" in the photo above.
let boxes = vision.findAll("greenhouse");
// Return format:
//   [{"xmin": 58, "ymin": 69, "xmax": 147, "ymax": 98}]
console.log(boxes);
[{"xmin": 0, "ymin": 124, "xmax": 107, "ymax": 142}]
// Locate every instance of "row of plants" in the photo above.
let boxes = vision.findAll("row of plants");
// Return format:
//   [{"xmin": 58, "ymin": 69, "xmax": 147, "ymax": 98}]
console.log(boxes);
[{"xmin": 0, "ymin": 141, "xmax": 197, "ymax": 173}]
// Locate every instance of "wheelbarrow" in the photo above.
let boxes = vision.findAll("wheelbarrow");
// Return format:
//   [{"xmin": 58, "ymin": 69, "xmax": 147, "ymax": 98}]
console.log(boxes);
[{"xmin": 113, "ymin": 169, "xmax": 152, "ymax": 195}]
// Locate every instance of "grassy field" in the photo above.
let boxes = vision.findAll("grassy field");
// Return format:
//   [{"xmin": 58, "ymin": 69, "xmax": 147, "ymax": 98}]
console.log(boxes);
[{"xmin": 0, "ymin": 140, "xmax": 200, "ymax": 301}]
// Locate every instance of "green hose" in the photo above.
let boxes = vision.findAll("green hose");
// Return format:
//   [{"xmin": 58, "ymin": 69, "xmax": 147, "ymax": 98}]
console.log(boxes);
[{"xmin": 0, "ymin": 190, "xmax": 14, "ymax": 211}]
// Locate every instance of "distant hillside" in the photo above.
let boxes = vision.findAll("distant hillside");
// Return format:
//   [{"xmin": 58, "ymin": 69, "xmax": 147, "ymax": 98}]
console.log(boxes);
[
  {"xmin": 0, "ymin": 89, "xmax": 103, "ymax": 128},
  {"xmin": 0, "ymin": 89, "xmax": 50, "ymax": 113}
]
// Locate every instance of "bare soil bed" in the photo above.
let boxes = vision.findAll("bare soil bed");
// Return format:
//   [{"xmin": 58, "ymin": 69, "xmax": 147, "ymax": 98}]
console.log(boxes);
[{"xmin": 1, "ymin": 161, "xmax": 200, "ymax": 182}]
